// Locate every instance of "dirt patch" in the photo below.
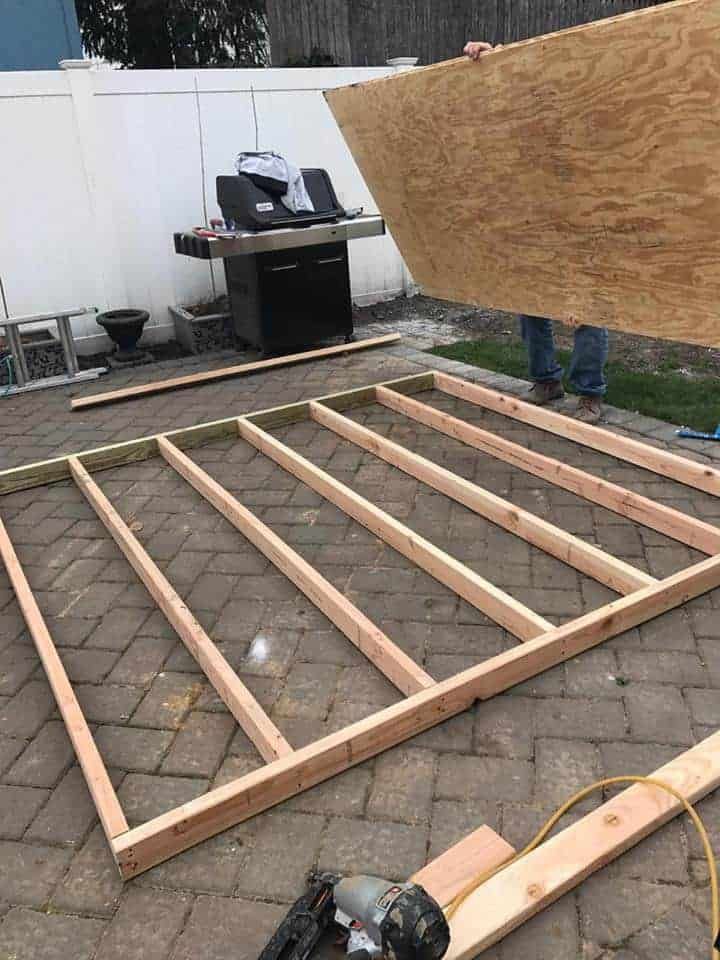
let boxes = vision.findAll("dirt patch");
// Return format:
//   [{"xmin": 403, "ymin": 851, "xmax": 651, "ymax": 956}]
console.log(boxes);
[
  {"xmin": 354, "ymin": 294, "xmax": 720, "ymax": 378},
  {"xmin": 186, "ymin": 295, "xmax": 231, "ymax": 318}
]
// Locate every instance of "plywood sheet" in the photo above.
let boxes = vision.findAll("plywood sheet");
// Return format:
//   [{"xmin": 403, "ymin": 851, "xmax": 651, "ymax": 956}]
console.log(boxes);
[{"xmin": 325, "ymin": 0, "xmax": 720, "ymax": 347}]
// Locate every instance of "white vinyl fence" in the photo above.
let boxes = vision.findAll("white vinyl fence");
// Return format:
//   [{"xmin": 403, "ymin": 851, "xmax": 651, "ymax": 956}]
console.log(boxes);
[{"xmin": 0, "ymin": 62, "xmax": 412, "ymax": 353}]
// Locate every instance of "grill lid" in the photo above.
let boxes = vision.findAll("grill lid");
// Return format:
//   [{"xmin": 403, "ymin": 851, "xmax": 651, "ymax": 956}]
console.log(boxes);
[{"xmin": 217, "ymin": 168, "xmax": 345, "ymax": 232}]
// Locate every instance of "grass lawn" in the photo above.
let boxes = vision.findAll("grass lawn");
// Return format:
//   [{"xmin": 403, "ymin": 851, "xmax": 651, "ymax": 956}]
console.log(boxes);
[{"xmin": 430, "ymin": 339, "xmax": 720, "ymax": 434}]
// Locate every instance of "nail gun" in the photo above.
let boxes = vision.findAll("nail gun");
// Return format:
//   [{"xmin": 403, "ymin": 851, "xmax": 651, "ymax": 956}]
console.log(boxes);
[{"xmin": 258, "ymin": 872, "xmax": 450, "ymax": 960}]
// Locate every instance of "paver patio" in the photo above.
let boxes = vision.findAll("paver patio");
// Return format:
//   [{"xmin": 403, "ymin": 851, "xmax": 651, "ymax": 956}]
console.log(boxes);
[{"xmin": 1, "ymin": 321, "xmax": 719, "ymax": 960}]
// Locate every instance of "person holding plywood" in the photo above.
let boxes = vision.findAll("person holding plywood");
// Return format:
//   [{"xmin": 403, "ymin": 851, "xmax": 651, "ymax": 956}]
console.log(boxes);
[{"xmin": 465, "ymin": 40, "xmax": 609, "ymax": 425}]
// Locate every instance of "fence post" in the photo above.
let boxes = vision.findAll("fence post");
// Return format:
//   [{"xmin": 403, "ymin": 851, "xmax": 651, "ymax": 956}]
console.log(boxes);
[
  {"xmin": 59, "ymin": 60, "xmax": 119, "ymax": 336},
  {"xmin": 386, "ymin": 57, "xmax": 420, "ymax": 298}
]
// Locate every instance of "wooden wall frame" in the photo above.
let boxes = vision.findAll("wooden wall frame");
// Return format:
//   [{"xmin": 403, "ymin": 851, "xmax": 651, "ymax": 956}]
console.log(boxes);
[{"xmin": 2, "ymin": 370, "xmax": 719, "ymax": 884}]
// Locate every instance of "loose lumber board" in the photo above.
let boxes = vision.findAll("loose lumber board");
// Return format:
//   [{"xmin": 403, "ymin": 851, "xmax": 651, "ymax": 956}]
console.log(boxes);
[
  {"xmin": 445, "ymin": 730, "xmax": 720, "ymax": 958},
  {"xmin": 70, "ymin": 333, "xmax": 402, "ymax": 410},
  {"xmin": 113, "ymin": 552, "xmax": 720, "ymax": 878},
  {"xmin": 69, "ymin": 457, "xmax": 292, "ymax": 763},
  {"xmin": 310, "ymin": 400, "xmax": 655, "ymax": 594},
  {"xmin": 325, "ymin": 1, "xmax": 720, "ymax": 346},
  {"xmin": 158, "ymin": 436, "xmax": 434, "ymax": 696},
  {"xmin": 0, "ymin": 516, "xmax": 128, "ymax": 841},
  {"xmin": 411, "ymin": 826, "xmax": 516, "ymax": 909}
]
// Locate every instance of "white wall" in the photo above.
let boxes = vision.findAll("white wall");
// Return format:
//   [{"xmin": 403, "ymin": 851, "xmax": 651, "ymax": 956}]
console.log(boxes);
[{"xmin": 0, "ymin": 63, "xmax": 408, "ymax": 353}]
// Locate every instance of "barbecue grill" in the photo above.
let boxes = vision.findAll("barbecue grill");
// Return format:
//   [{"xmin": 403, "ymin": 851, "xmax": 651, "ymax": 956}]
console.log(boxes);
[{"xmin": 174, "ymin": 169, "xmax": 385, "ymax": 355}]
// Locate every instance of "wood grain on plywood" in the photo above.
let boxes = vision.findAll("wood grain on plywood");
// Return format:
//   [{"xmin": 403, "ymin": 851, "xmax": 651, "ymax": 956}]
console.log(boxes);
[{"xmin": 326, "ymin": 0, "xmax": 720, "ymax": 346}]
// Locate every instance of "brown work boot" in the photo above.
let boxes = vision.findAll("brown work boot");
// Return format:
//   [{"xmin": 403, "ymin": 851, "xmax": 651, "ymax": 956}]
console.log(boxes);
[
  {"xmin": 521, "ymin": 381, "xmax": 565, "ymax": 406},
  {"xmin": 574, "ymin": 395, "xmax": 603, "ymax": 423}
]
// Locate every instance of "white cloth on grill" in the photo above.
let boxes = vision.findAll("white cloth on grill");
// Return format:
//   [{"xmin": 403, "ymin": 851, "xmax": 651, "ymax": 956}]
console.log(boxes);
[{"xmin": 233, "ymin": 152, "xmax": 315, "ymax": 214}]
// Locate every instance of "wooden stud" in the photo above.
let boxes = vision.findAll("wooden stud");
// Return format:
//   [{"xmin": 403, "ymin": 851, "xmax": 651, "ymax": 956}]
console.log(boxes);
[
  {"xmin": 310, "ymin": 400, "xmax": 655, "ymax": 595},
  {"xmin": 0, "ymin": 373, "xmax": 432, "ymax": 497},
  {"xmin": 112, "ymin": 552, "xmax": 720, "ymax": 878},
  {"xmin": 158, "ymin": 436, "xmax": 434, "ymax": 696},
  {"xmin": 237, "ymin": 418, "xmax": 554, "ymax": 641},
  {"xmin": 7, "ymin": 369, "xmax": 719, "ymax": 884},
  {"xmin": 445, "ymin": 729, "xmax": 720, "ymax": 959},
  {"xmin": 435, "ymin": 371, "xmax": 720, "ymax": 499},
  {"xmin": 410, "ymin": 826, "xmax": 516, "ymax": 909},
  {"xmin": 377, "ymin": 386, "xmax": 720, "ymax": 556},
  {"xmin": 69, "ymin": 457, "xmax": 292, "ymax": 763},
  {"xmin": 0, "ymin": 516, "xmax": 128, "ymax": 841},
  {"xmin": 70, "ymin": 333, "xmax": 403, "ymax": 410}
]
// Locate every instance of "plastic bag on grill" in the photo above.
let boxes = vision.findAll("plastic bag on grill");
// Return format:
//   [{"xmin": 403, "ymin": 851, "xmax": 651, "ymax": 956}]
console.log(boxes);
[{"xmin": 234, "ymin": 152, "xmax": 315, "ymax": 214}]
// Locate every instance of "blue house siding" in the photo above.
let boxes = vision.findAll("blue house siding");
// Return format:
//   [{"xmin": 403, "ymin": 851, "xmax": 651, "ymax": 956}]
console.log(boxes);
[{"xmin": 0, "ymin": 0, "xmax": 83, "ymax": 71}]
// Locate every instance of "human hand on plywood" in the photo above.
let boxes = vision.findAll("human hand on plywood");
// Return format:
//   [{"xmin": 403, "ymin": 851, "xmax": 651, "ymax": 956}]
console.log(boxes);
[{"xmin": 464, "ymin": 41, "xmax": 500, "ymax": 60}]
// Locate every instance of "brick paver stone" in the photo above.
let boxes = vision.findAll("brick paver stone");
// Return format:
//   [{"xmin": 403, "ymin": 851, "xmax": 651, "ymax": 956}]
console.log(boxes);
[
  {"xmin": 95, "ymin": 886, "xmax": 191, "ymax": 960},
  {"xmin": 160, "ymin": 711, "xmax": 235, "ymax": 778},
  {"xmin": 0, "ymin": 681, "xmax": 55, "ymax": 738},
  {"xmin": 172, "ymin": 895, "xmax": 286, "ymax": 960},
  {"xmin": 0, "ymin": 841, "xmax": 73, "ymax": 907},
  {"xmin": 0, "ymin": 785, "xmax": 50, "ymax": 840},
  {"xmin": 25, "ymin": 766, "xmax": 116, "ymax": 846},
  {"xmin": 4, "ymin": 720, "xmax": 74, "ymax": 787},
  {"xmin": 0, "ymin": 908, "xmax": 105, "ymax": 960},
  {"xmin": 94, "ymin": 725, "xmax": 174, "ymax": 773},
  {"xmin": 51, "ymin": 825, "xmax": 124, "ymax": 918}
]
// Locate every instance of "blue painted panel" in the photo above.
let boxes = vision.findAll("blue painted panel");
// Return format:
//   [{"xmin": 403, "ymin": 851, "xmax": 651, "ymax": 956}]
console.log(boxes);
[{"xmin": 0, "ymin": 0, "xmax": 83, "ymax": 71}]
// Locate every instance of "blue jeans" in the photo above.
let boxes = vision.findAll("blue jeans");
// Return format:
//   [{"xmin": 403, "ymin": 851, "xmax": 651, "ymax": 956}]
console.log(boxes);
[{"xmin": 519, "ymin": 315, "xmax": 609, "ymax": 397}]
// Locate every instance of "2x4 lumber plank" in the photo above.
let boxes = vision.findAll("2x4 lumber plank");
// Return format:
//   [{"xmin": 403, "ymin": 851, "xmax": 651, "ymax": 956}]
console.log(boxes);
[
  {"xmin": 435, "ymin": 371, "xmax": 720, "ymax": 499},
  {"xmin": 68, "ymin": 457, "xmax": 292, "ymax": 763},
  {"xmin": 0, "ymin": 373, "xmax": 432, "ymax": 497},
  {"xmin": 0, "ymin": 516, "xmax": 128, "ymax": 840},
  {"xmin": 445, "ymin": 729, "xmax": 720, "ymax": 958},
  {"xmin": 377, "ymin": 386, "xmax": 720, "ymax": 557},
  {"xmin": 237, "ymin": 418, "xmax": 553, "ymax": 642},
  {"xmin": 410, "ymin": 825, "xmax": 516, "ymax": 909},
  {"xmin": 70, "ymin": 334, "xmax": 403, "ymax": 410},
  {"xmin": 112, "ymin": 551, "xmax": 720, "ymax": 878},
  {"xmin": 157, "ymin": 436, "xmax": 433, "ymax": 696},
  {"xmin": 310, "ymin": 400, "xmax": 655, "ymax": 595}
]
